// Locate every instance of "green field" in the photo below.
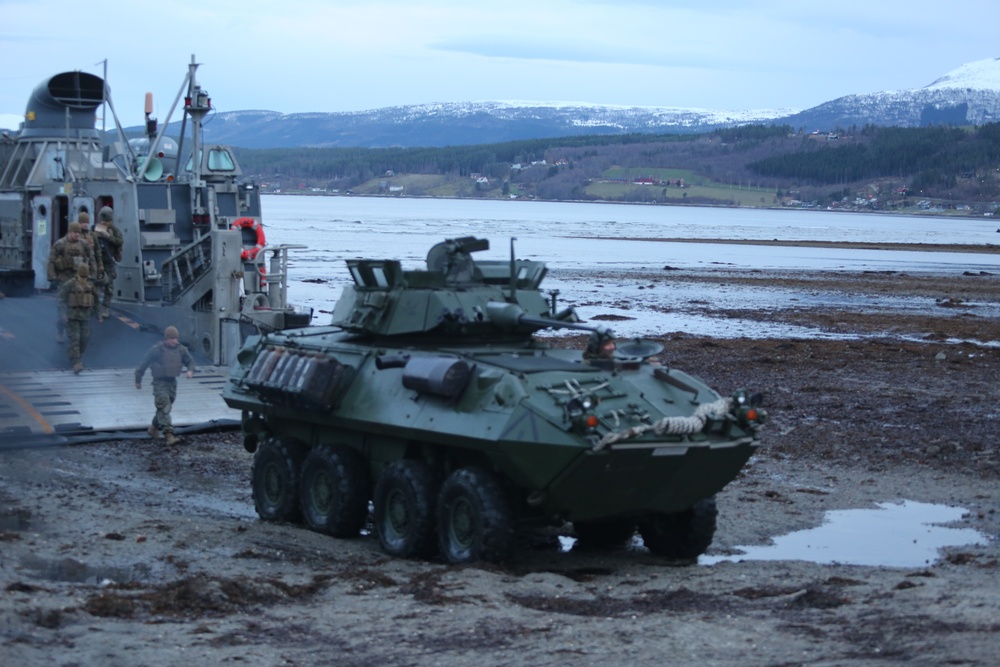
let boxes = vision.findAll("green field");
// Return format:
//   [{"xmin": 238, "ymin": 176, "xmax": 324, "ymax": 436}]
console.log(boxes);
[
  {"xmin": 348, "ymin": 165, "xmax": 780, "ymax": 207},
  {"xmin": 585, "ymin": 167, "xmax": 778, "ymax": 206}
]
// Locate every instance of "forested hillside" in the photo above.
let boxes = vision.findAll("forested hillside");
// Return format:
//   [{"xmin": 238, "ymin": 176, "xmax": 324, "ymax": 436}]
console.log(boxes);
[{"xmin": 232, "ymin": 123, "xmax": 1000, "ymax": 212}]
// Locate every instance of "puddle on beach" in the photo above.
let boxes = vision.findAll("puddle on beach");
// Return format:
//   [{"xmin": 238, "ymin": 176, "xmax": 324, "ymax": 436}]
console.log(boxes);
[
  {"xmin": 702, "ymin": 500, "xmax": 989, "ymax": 567},
  {"xmin": 557, "ymin": 501, "xmax": 988, "ymax": 567}
]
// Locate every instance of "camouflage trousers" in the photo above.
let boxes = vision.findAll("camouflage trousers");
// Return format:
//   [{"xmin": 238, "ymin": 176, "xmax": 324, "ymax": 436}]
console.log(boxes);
[
  {"xmin": 66, "ymin": 318, "xmax": 91, "ymax": 365},
  {"xmin": 100, "ymin": 266, "xmax": 116, "ymax": 314},
  {"xmin": 151, "ymin": 377, "xmax": 178, "ymax": 435},
  {"xmin": 53, "ymin": 280, "xmax": 69, "ymax": 342}
]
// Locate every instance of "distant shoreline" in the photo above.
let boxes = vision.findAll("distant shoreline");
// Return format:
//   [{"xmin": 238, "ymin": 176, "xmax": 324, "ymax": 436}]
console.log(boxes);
[
  {"xmin": 572, "ymin": 237, "xmax": 1000, "ymax": 254},
  {"xmin": 264, "ymin": 191, "xmax": 994, "ymax": 223}
]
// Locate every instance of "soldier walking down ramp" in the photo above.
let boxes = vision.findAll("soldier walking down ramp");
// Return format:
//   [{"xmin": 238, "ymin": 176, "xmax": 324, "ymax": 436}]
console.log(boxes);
[
  {"xmin": 93, "ymin": 206, "xmax": 123, "ymax": 320},
  {"xmin": 57, "ymin": 263, "xmax": 99, "ymax": 374},
  {"xmin": 135, "ymin": 326, "xmax": 195, "ymax": 446},
  {"xmin": 74, "ymin": 211, "xmax": 104, "ymax": 285},
  {"xmin": 47, "ymin": 221, "xmax": 99, "ymax": 342}
]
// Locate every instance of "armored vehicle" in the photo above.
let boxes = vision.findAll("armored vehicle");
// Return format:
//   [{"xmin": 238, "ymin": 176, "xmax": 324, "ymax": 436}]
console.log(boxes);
[{"xmin": 224, "ymin": 237, "xmax": 765, "ymax": 564}]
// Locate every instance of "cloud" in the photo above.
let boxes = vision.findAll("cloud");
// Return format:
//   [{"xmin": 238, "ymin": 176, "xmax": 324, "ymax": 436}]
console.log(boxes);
[
  {"xmin": 0, "ymin": 0, "xmax": 998, "ymax": 123},
  {"xmin": 432, "ymin": 35, "xmax": 664, "ymax": 66}
]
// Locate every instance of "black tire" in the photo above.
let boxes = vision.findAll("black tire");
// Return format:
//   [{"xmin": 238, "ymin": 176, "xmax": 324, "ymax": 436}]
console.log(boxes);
[
  {"xmin": 437, "ymin": 467, "xmax": 514, "ymax": 564},
  {"xmin": 251, "ymin": 437, "xmax": 304, "ymax": 523},
  {"xmin": 573, "ymin": 519, "xmax": 636, "ymax": 548},
  {"xmin": 373, "ymin": 459, "xmax": 439, "ymax": 559},
  {"xmin": 638, "ymin": 496, "xmax": 718, "ymax": 560},
  {"xmin": 299, "ymin": 445, "xmax": 370, "ymax": 538}
]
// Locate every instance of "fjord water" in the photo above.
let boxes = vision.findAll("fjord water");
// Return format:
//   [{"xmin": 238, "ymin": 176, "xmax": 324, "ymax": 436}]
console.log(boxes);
[{"xmin": 261, "ymin": 195, "xmax": 1000, "ymax": 338}]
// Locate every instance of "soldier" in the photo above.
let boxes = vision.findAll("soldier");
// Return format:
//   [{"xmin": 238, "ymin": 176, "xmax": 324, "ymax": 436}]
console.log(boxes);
[
  {"xmin": 583, "ymin": 326, "xmax": 617, "ymax": 361},
  {"xmin": 93, "ymin": 206, "xmax": 123, "ymax": 320},
  {"xmin": 57, "ymin": 263, "xmax": 99, "ymax": 374},
  {"xmin": 47, "ymin": 221, "xmax": 99, "ymax": 342},
  {"xmin": 75, "ymin": 211, "xmax": 104, "ymax": 278},
  {"xmin": 135, "ymin": 325, "xmax": 195, "ymax": 446}
]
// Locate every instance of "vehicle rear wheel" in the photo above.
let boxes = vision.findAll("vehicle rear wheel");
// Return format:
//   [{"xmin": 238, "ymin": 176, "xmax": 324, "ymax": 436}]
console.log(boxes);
[
  {"xmin": 638, "ymin": 496, "xmax": 718, "ymax": 560},
  {"xmin": 299, "ymin": 445, "xmax": 370, "ymax": 537},
  {"xmin": 572, "ymin": 519, "xmax": 636, "ymax": 548},
  {"xmin": 251, "ymin": 437, "xmax": 304, "ymax": 523},
  {"xmin": 373, "ymin": 459, "xmax": 439, "ymax": 559},
  {"xmin": 437, "ymin": 467, "xmax": 514, "ymax": 564}
]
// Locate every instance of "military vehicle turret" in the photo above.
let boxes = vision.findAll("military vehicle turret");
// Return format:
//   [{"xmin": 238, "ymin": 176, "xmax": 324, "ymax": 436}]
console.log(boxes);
[{"xmin": 224, "ymin": 236, "xmax": 765, "ymax": 564}]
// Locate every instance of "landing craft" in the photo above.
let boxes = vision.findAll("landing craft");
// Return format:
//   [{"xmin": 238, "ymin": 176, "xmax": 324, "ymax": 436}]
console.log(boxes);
[{"xmin": 0, "ymin": 57, "xmax": 310, "ymax": 440}]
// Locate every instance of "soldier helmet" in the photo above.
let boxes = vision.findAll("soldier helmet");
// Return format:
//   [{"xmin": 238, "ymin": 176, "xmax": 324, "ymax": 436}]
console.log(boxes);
[
  {"xmin": 68, "ymin": 221, "xmax": 81, "ymax": 233},
  {"xmin": 585, "ymin": 326, "xmax": 616, "ymax": 358},
  {"xmin": 77, "ymin": 211, "xmax": 90, "ymax": 225},
  {"xmin": 98, "ymin": 206, "xmax": 114, "ymax": 222},
  {"xmin": 164, "ymin": 325, "xmax": 180, "ymax": 340},
  {"xmin": 76, "ymin": 263, "xmax": 90, "ymax": 277}
]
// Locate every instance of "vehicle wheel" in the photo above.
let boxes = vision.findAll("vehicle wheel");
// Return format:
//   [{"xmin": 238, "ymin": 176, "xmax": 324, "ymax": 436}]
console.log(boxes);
[
  {"xmin": 251, "ymin": 437, "xmax": 304, "ymax": 523},
  {"xmin": 299, "ymin": 445, "xmax": 370, "ymax": 537},
  {"xmin": 437, "ymin": 467, "xmax": 514, "ymax": 564},
  {"xmin": 573, "ymin": 519, "xmax": 636, "ymax": 548},
  {"xmin": 373, "ymin": 459, "xmax": 439, "ymax": 559},
  {"xmin": 638, "ymin": 496, "xmax": 718, "ymax": 560}
]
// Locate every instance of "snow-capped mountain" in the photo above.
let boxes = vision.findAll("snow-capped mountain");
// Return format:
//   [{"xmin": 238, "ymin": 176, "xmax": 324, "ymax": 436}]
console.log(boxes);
[
  {"xmin": 191, "ymin": 102, "xmax": 795, "ymax": 149},
  {"xmin": 777, "ymin": 57, "xmax": 1000, "ymax": 130},
  {"xmin": 178, "ymin": 58, "xmax": 1000, "ymax": 149}
]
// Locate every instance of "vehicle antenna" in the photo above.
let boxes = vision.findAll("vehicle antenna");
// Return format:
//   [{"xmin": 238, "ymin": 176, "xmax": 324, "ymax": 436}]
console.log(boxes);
[{"xmin": 509, "ymin": 237, "xmax": 518, "ymax": 302}]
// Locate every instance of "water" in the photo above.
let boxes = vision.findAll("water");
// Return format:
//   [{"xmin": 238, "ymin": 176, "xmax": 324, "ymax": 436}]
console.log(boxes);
[
  {"xmin": 260, "ymin": 195, "xmax": 1000, "ymax": 339},
  {"xmin": 701, "ymin": 501, "xmax": 989, "ymax": 568}
]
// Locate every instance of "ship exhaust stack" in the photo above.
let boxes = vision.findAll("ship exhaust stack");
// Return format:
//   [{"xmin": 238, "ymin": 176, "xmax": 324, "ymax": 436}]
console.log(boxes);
[{"xmin": 21, "ymin": 71, "xmax": 104, "ymax": 139}]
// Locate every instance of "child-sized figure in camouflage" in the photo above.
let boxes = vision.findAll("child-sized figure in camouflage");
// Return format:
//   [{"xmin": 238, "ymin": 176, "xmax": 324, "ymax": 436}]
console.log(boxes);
[
  {"xmin": 58, "ymin": 263, "xmax": 99, "ymax": 374},
  {"xmin": 134, "ymin": 325, "xmax": 195, "ymax": 445}
]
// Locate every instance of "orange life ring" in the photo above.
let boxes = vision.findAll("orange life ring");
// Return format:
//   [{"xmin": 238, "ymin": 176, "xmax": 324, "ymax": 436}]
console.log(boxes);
[{"xmin": 231, "ymin": 217, "xmax": 265, "ymax": 260}]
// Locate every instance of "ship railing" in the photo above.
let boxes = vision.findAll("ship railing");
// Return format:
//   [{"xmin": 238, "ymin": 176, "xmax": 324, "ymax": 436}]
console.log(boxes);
[{"xmin": 161, "ymin": 235, "xmax": 213, "ymax": 304}]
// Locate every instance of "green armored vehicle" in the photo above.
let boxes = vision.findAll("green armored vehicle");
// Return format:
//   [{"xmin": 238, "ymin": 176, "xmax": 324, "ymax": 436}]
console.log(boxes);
[{"xmin": 223, "ymin": 237, "xmax": 765, "ymax": 564}]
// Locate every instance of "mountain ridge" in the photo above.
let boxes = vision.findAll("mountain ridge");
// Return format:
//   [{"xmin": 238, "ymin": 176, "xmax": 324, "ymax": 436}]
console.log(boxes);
[{"xmin": 156, "ymin": 57, "xmax": 1000, "ymax": 149}]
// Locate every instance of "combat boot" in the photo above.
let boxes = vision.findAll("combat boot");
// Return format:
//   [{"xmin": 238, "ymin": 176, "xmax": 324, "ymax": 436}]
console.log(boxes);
[
  {"xmin": 164, "ymin": 432, "xmax": 181, "ymax": 446},
  {"xmin": 147, "ymin": 424, "xmax": 160, "ymax": 439},
  {"xmin": 72, "ymin": 362, "xmax": 84, "ymax": 374}
]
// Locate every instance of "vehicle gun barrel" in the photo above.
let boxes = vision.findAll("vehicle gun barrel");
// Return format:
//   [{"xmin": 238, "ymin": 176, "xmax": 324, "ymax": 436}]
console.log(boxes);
[{"xmin": 486, "ymin": 302, "xmax": 593, "ymax": 332}]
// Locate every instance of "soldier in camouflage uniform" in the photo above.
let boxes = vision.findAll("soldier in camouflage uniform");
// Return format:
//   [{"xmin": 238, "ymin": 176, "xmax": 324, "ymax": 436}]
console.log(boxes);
[
  {"xmin": 93, "ymin": 206, "xmax": 123, "ymax": 320},
  {"xmin": 74, "ymin": 211, "xmax": 104, "ymax": 278},
  {"xmin": 47, "ymin": 221, "xmax": 99, "ymax": 342},
  {"xmin": 57, "ymin": 263, "xmax": 99, "ymax": 374},
  {"xmin": 583, "ymin": 326, "xmax": 617, "ymax": 361},
  {"xmin": 135, "ymin": 325, "xmax": 195, "ymax": 446}
]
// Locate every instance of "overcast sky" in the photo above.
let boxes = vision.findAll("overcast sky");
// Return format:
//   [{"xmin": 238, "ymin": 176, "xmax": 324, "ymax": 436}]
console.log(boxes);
[{"xmin": 1, "ymin": 0, "xmax": 997, "ymax": 129}]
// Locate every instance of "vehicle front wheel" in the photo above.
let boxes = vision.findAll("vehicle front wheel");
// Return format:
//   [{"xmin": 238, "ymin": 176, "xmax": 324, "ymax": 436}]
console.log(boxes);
[
  {"xmin": 251, "ymin": 437, "xmax": 304, "ymax": 523},
  {"xmin": 299, "ymin": 445, "xmax": 370, "ymax": 537},
  {"xmin": 373, "ymin": 459, "xmax": 439, "ymax": 559},
  {"xmin": 437, "ymin": 467, "xmax": 514, "ymax": 564},
  {"xmin": 638, "ymin": 496, "xmax": 718, "ymax": 560}
]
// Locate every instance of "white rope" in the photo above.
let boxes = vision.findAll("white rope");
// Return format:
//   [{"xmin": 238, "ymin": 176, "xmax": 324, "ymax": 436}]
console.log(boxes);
[
  {"xmin": 594, "ymin": 397, "xmax": 733, "ymax": 449},
  {"xmin": 547, "ymin": 379, "xmax": 610, "ymax": 399}
]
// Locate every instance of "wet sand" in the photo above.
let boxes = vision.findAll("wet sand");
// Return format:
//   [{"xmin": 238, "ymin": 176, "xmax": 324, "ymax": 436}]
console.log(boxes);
[{"xmin": 1, "ymin": 266, "xmax": 998, "ymax": 666}]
